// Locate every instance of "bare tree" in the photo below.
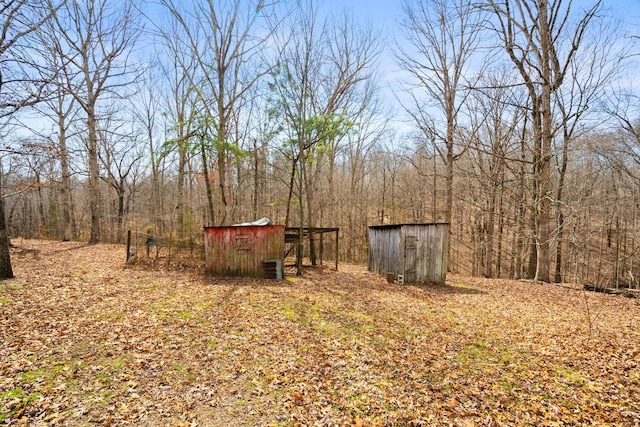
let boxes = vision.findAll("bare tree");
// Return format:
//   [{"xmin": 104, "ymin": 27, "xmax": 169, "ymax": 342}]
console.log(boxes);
[
  {"xmin": 551, "ymin": 14, "xmax": 625, "ymax": 283},
  {"xmin": 395, "ymin": 0, "xmax": 486, "ymax": 235},
  {"xmin": 97, "ymin": 113, "xmax": 143, "ymax": 243},
  {"xmin": 160, "ymin": 0, "xmax": 279, "ymax": 226},
  {"xmin": 467, "ymin": 68, "xmax": 525, "ymax": 278},
  {"xmin": 54, "ymin": 0, "xmax": 142, "ymax": 244},
  {"xmin": 150, "ymin": 13, "xmax": 200, "ymax": 237},
  {"xmin": 0, "ymin": 0, "xmax": 60, "ymax": 278},
  {"xmin": 487, "ymin": 0, "xmax": 602, "ymax": 282},
  {"xmin": 131, "ymin": 74, "xmax": 164, "ymax": 236},
  {"xmin": 269, "ymin": 1, "xmax": 381, "ymax": 273},
  {"xmin": 33, "ymin": 16, "xmax": 83, "ymax": 242}
]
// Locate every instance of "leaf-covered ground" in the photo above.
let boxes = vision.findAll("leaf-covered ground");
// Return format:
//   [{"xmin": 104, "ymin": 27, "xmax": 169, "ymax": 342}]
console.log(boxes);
[{"xmin": 1, "ymin": 240, "xmax": 639, "ymax": 426}]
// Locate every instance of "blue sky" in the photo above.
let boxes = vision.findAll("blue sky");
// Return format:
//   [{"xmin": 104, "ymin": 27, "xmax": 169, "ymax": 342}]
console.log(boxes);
[
  {"xmin": 318, "ymin": 0, "xmax": 640, "ymax": 46},
  {"xmin": 321, "ymin": 0, "xmax": 640, "ymax": 25},
  {"xmin": 316, "ymin": 0, "xmax": 640, "ymax": 134}
]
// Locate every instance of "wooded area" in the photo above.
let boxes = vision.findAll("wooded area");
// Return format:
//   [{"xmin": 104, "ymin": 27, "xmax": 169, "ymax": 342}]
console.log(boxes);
[{"xmin": 1, "ymin": 0, "xmax": 640, "ymax": 287}]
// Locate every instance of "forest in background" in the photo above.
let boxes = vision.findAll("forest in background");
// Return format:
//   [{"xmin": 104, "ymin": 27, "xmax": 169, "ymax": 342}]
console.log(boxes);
[{"xmin": 2, "ymin": 0, "xmax": 640, "ymax": 286}]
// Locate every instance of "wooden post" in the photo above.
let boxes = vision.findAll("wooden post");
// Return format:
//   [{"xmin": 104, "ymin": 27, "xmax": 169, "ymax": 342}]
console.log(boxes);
[
  {"xmin": 335, "ymin": 229, "xmax": 339, "ymax": 271},
  {"xmin": 296, "ymin": 228, "xmax": 303, "ymax": 276},
  {"xmin": 126, "ymin": 230, "xmax": 132, "ymax": 264}
]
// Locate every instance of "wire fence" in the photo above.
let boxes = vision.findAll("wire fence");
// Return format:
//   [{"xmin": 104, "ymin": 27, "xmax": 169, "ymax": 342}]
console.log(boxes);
[{"xmin": 125, "ymin": 230, "xmax": 205, "ymax": 271}]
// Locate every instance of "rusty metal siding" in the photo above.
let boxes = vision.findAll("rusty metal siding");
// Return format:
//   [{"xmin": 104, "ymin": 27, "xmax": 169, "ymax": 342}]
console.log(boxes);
[
  {"xmin": 204, "ymin": 225, "xmax": 285, "ymax": 277},
  {"xmin": 368, "ymin": 223, "xmax": 449, "ymax": 285}
]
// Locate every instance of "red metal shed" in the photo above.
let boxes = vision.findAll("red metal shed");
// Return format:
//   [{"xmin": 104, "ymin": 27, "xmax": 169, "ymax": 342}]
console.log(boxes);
[{"xmin": 204, "ymin": 225, "xmax": 285, "ymax": 278}]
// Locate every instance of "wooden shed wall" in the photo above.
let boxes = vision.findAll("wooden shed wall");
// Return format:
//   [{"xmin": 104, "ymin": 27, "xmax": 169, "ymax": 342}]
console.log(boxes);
[
  {"xmin": 368, "ymin": 226, "xmax": 401, "ymax": 275},
  {"xmin": 204, "ymin": 225, "xmax": 284, "ymax": 277},
  {"xmin": 368, "ymin": 223, "xmax": 449, "ymax": 285},
  {"xmin": 401, "ymin": 223, "xmax": 448, "ymax": 285}
]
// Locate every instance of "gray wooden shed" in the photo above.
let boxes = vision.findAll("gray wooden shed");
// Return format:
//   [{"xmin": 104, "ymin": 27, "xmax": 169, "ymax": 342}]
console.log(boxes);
[{"xmin": 368, "ymin": 223, "xmax": 449, "ymax": 285}]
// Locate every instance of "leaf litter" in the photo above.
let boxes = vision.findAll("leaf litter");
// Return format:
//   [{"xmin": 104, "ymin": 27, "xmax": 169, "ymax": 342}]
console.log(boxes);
[{"xmin": 1, "ymin": 239, "xmax": 639, "ymax": 426}]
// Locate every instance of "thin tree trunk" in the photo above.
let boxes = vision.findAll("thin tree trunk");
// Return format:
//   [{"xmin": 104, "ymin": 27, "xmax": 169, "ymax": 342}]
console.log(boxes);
[
  {"xmin": 0, "ymin": 195, "xmax": 13, "ymax": 279},
  {"xmin": 176, "ymin": 117, "xmax": 187, "ymax": 237},
  {"xmin": 148, "ymin": 118, "xmax": 161, "ymax": 235},
  {"xmin": 496, "ymin": 169, "xmax": 505, "ymax": 278},
  {"xmin": 445, "ymin": 136, "xmax": 454, "ymax": 228},
  {"xmin": 296, "ymin": 158, "xmax": 305, "ymax": 276},
  {"xmin": 59, "ymin": 117, "xmax": 74, "ymax": 241},
  {"xmin": 284, "ymin": 157, "xmax": 298, "ymax": 228},
  {"xmin": 116, "ymin": 178, "xmax": 125, "ymax": 243},
  {"xmin": 305, "ymin": 164, "xmax": 317, "ymax": 266},
  {"xmin": 484, "ymin": 186, "xmax": 496, "ymax": 278},
  {"xmin": 200, "ymin": 140, "xmax": 215, "ymax": 226},
  {"xmin": 527, "ymin": 204, "xmax": 538, "ymax": 279},
  {"xmin": 555, "ymin": 126, "xmax": 570, "ymax": 282},
  {"xmin": 515, "ymin": 133, "xmax": 527, "ymax": 280},
  {"xmin": 252, "ymin": 138, "xmax": 259, "ymax": 219},
  {"xmin": 36, "ymin": 171, "xmax": 46, "ymax": 232},
  {"xmin": 217, "ymin": 148, "xmax": 229, "ymax": 225},
  {"xmin": 217, "ymin": 75, "xmax": 230, "ymax": 225},
  {"xmin": 432, "ymin": 154, "xmax": 437, "ymax": 222},
  {"xmin": 87, "ymin": 104, "xmax": 101, "ymax": 244}
]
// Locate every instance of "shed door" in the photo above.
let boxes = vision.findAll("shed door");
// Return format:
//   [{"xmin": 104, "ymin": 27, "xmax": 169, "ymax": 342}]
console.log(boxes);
[{"xmin": 404, "ymin": 235, "xmax": 417, "ymax": 283}]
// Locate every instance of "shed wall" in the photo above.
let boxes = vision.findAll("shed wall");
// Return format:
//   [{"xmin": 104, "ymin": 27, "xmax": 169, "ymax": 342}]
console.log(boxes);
[
  {"xmin": 204, "ymin": 225, "xmax": 284, "ymax": 277},
  {"xmin": 368, "ymin": 226, "xmax": 401, "ymax": 274},
  {"xmin": 401, "ymin": 223, "xmax": 448, "ymax": 284},
  {"xmin": 368, "ymin": 223, "xmax": 449, "ymax": 285}
]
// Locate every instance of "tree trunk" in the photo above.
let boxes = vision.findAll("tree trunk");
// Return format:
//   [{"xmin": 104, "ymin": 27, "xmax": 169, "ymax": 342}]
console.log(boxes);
[
  {"xmin": 527, "ymin": 206, "xmax": 538, "ymax": 279},
  {"xmin": 116, "ymin": 178, "xmax": 126, "ymax": 243},
  {"xmin": 200, "ymin": 140, "xmax": 215, "ymax": 226},
  {"xmin": 284, "ymin": 156, "xmax": 298, "ymax": 228},
  {"xmin": 296, "ymin": 164, "xmax": 304, "ymax": 276},
  {"xmin": 445, "ymin": 135, "xmax": 454, "ymax": 228},
  {"xmin": 59, "ymin": 117, "xmax": 75, "ymax": 241},
  {"xmin": 305, "ymin": 163, "xmax": 317, "ymax": 266},
  {"xmin": 217, "ymin": 148, "xmax": 229, "ymax": 225},
  {"xmin": 484, "ymin": 185, "xmax": 496, "ymax": 278},
  {"xmin": 217, "ymin": 75, "xmax": 230, "ymax": 226},
  {"xmin": 148, "ymin": 116, "xmax": 161, "ymax": 236},
  {"xmin": 514, "ymin": 132, "xmax": 527, "ymax": 279},
  {"xmin": 528, "ymin": 100, "xmax": 542, "ymax": 280},
  {"xmin": 496, "ymin": 170, "xmax": 505, "ymax": 278},
  {"xmin": 554, "ymin": 120, "xmax": 571, "ymax": 282},
  {"xmin": 176, "ymin": 117, "xmax": 187, "ymax": 237},
  {"xmin": 537, "ymin": 53, "xmax": 553, "ymax": 282},
  {"xmin": 87, "ymin": 104, "xmax": 101, "ymax": 244},
  {"xmin": 0, "ymin": 195, "xmax": 14, "ymax": 279},
  {"xmin": 36, "ymin": 171, "xmax": 46, "ymax": 233},
  {"xmin": 252, "ymin": 138, "xmax": 259, "ymax": 219},
  {"xmin": 555, "ymin": 194, "xmax": 566, "ymax": 284}
]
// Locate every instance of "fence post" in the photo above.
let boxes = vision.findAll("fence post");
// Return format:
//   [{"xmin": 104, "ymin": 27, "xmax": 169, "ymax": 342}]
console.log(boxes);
[{"xmin": 126, "ymin": 230, "xmax": 132, "ymax": 264}]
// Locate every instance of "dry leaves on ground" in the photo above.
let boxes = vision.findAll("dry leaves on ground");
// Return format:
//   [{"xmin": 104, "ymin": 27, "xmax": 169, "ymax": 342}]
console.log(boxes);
[{"xmin": 1, "ymin": 239, "xmax": 639, "ymax": 426}]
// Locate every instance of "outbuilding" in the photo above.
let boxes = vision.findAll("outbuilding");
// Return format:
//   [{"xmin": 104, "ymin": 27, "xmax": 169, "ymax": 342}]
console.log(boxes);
[
  {"xmin": 204, "ymin": 223, "xmax": 284, "ymax": 279},
  {"xmin": 368, "ymin": 223, "xmax": 449, "ymax": 285}
]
